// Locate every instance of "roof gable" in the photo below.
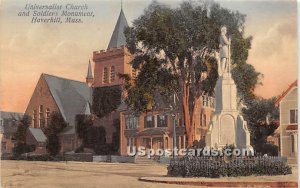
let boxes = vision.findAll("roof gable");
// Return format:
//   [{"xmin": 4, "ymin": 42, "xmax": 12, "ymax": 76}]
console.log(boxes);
[
  {"xmin": 107, "ymin": 9, "xmax": 129, "ymax": 49},
  {"xmin": 275, "ymin": 80, "xmax": 297, "ymax": 105}
]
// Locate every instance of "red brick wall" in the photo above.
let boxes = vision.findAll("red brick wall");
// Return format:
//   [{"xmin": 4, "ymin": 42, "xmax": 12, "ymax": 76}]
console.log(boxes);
[
  {"xmin": 25, "ymin": 74, "xmax": 60, "ymax": 128},
  {"xmin": 92, "ymin": 46, "xmax": 133, "ymax": 88}
]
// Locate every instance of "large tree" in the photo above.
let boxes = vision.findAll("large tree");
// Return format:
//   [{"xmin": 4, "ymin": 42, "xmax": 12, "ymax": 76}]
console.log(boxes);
[
  {"xmin": 13, "ymin": 115, "xmax": 34, "ymax": 156},
  {"xmin": 122, "ymin": 1, "xmax": 261, "ymax": 146}
]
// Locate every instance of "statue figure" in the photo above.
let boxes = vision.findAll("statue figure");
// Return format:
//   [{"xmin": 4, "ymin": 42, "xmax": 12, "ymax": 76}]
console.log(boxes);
[{"xmin": 219, "ymin": 26, "xmax": 231, "ymax": 75}]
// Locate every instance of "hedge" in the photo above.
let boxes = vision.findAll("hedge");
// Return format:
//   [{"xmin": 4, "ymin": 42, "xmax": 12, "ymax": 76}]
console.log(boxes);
[{"xmin": 167, "ymin": 156, "xmax": 292, "ymax": 178}]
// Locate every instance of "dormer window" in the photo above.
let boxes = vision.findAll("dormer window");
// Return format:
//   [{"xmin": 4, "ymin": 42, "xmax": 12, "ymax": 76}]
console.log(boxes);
[{"xmin": 110, "ymin": 66, "xmax": 115, "ymax": 82}]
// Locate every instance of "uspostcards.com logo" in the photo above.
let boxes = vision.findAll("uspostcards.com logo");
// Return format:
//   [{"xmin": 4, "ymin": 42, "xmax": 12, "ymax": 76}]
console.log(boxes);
[{"xmin": 127, "ymin": 146, "xmax": 254, "ymax": 157}]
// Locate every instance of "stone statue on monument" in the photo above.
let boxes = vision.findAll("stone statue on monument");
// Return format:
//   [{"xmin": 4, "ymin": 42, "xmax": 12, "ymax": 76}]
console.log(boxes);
[
  {"xmin": 219, "ymin": 26, "xmax": 231, "ymax": 75},
  {"xmin": 205, "ymin": 25, "xmax": 253, "ymax": 151}
]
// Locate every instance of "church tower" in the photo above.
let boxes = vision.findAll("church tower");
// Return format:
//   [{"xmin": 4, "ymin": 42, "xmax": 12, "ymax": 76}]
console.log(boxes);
[
  {"xmin": 107, "ymin": 7, "xmax": 128, "ymax": 50},
  {"xmin": 86, "ymin": 59, "xmax": 94, "ymax": 87},
  {"xmin": 92, "ymin": 6, "xmax": 134, "ymax": 88}
]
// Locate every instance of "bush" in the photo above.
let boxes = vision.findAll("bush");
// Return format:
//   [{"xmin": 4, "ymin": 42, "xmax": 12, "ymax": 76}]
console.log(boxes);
[
  {"xmin": 13, "ymin": 144, "xmax": 35, "ymax": 156},
  {"xmin": 167, "ymin": 156, "xmax": 292, "ymax": 178},
  {"xmin": 75, "ymin": 145, "xmax": 84, "ymax": 153},
  {"xmin": 259, "ymin": 143, "xmax": 279, "ymax": 156},
  {"xmin": 94, "ymin": 144, "xmax": 111, "ymax": 155},
  {"xmin": 46, "ymin": 134, "xmax": 61, "ymax": 156}
]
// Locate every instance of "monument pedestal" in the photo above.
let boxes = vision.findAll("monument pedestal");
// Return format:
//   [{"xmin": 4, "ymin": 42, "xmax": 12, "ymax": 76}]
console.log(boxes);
[{"xmin": 206, "ymin": 73, "xmax": 252, "ymax": 150}]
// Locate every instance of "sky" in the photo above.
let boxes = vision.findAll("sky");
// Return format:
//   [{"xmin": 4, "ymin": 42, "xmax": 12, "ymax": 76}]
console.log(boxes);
[{"xmin": 0, "ymin": 0, "xmax": 297, "ymax": 112}]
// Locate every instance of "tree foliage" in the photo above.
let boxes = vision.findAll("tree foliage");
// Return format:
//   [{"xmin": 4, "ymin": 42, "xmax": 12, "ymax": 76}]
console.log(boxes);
[
  {"xmin": 111, "ymin": 119, "xmax": 120, "ymax": 152},
  {"xmin": 122, "ymin": 1, "xmax": 261, "ymax": 146},
  {"xmin": 45, "ymin": 112, "xmax": 67, "ymax": 156},
  {"xmin": 242, "ymin": 97, "xmax": 279, "ymax": 154},
  {"xmin": 87, "ymin": 126, "xmax": 107, "ymax": 154},
  {"xmin": 75, "ymin": 114, "xmax": 93, "ymax": 145},
  {"xmin": 92, "ymin": 86, "xmax": 122, "ymax": 118},
  {"xmin": 13, "ymin": 115, "xmax": 34, "ymax": 156},
  {"xmin": 13, "ymin": 115, "xmax": 31, "ymax": 144}
]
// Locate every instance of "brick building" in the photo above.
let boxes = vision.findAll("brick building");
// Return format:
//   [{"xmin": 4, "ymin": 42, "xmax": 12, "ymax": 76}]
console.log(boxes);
[
  {"xmin": 25, "ymin": 73, "xmax": 92, "ymax": 153},
  {"xmin": 118, "ymin": 96, "xmax": 215, "ymax": 156}
]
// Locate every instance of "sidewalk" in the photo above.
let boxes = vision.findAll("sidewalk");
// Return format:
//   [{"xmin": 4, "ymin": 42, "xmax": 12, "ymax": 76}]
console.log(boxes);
[{"xmin": 139, "ymin": 166, "xmax": 298, "ymax": 187}]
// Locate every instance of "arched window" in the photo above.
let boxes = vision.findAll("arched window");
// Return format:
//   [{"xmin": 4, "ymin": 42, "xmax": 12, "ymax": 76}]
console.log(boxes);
[
  {"xmin": 39, "ymin": 105, "xmax": 44, "ymax": 128},
  {"xmin": 110, "ymin": 66, "xmax": 115, "ymax": 82},
  {"xmin": 103, "ymin": 67, "xmax": 108, "ymax": 83},
  {"xmin": 46, "ymin": 108, "xmax": 50, "ymax": 127}
]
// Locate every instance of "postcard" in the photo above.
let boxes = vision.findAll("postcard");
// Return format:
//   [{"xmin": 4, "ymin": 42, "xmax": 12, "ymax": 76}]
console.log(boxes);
[{"xmin": 0, "ymin": 0, "xmax": 298, "ymax": 187}]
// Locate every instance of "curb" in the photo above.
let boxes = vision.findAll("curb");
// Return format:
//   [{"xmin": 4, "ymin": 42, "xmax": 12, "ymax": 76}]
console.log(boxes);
[{"xmin": 139, "ymin": 177, "xmax": 298, "ymax": 187}]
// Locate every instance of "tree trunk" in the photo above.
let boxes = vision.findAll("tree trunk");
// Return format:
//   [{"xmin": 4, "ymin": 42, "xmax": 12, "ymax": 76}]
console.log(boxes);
[{"xmin": 182, "ymin": 82, "xmax": 195, "ymax": 147}]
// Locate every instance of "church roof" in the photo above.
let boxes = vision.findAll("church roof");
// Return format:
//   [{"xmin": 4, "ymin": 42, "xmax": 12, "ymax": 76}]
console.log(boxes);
[
  {"xmin": 107, "ymin": 9, "xmax": 129, "ymax": 49},
  {"xmin": 42, "ymin": 74, "xmax": 92, "ymax": 134},
  {"xmin": 86, "ymin": 60, "xmax": 93, "ymax": 79}
]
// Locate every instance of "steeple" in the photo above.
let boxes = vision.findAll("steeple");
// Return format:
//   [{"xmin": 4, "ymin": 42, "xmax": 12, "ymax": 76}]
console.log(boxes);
[
  {"xmin": 86, "ymin": 60, "xmax": 93, "ymax": 86},
  {"xmin": 107, "ymin": 5, "xmax": 129, "ymax": 49}
]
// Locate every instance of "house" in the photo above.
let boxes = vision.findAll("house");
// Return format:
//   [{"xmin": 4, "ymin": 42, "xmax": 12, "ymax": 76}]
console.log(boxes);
[
  {"xmin": 275, "ymin": 80, "xmax": 298, "ymax": 164},
  {"xmin": 118, "ymin": 95, "xmax": 215, "ymax": 156},
  {"xmin": 25, "ymin": 73, "xmax": 92, "ymax": 153},
  {"xmin": 0, "ymin": 111, "xmax": 23, "ymax": 156}
]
